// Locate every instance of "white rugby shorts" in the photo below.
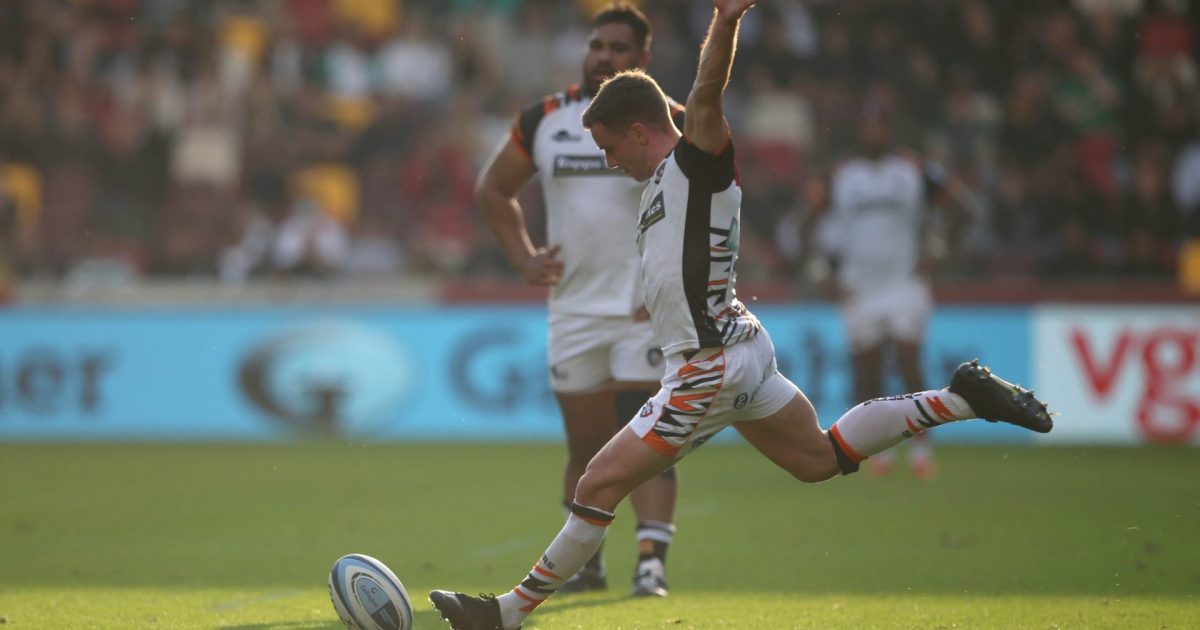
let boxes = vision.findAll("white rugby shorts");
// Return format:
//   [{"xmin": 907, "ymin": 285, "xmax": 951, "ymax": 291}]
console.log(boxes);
[
  {"xmin": 842, "ymin": 278, "xmax": 932, "ymax": 351},
  {"xmin": 629, "ymin": 329, "xmax": 799, "ymax": 459},
  {"xmin": 548, "ymin": 313, "xmax": 664, "ymax": 393}
]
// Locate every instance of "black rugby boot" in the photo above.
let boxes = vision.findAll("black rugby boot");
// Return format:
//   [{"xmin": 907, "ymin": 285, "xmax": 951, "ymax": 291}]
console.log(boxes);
[
  {"xmin": 429, "ymin": 591, "xmax": 513, "ymax": 630},
  {"xmin": 949, "ymin": 359, "xmax": 1053, "ymax": 433}
]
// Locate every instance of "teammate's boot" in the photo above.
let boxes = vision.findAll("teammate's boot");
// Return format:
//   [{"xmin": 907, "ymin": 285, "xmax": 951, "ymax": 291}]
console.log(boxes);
[
  {"xmin": 429, "ymin": 590, "xmax": 512, "ymax": 630},
  {"xmin": 907, "ymin": 434, "xmax": 937, "ymax": 480},
  {"xmin": 909, "ymin": 455, "xmax": 938, "ymax": 480},
  {"xmin": 630, "ymin": 558, "xmax": 669, "ymax": 598},
  {"xmin": 556, "ymin": 566, "xmax": 607, "ymax": 594},
  {"xmin": 867, "ymin": 450, "xmax": 895, "ymax": 477},
  {"xmin": 949, "ymin": 359, "xmax": 1053, "ymax": 433}
]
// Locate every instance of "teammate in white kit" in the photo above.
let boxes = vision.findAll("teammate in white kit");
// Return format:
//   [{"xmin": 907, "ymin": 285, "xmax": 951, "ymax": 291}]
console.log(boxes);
[
  {"xmin": 433, "ymin": 2, "xmax": 1052, "ymax": 627},
  {"xmin": 821, "ymin": 107, "xmax": 969, "ymax": 479},
  {"xmin": 474, "ymin": 4, "xmax": 682, "ymax": 597}
]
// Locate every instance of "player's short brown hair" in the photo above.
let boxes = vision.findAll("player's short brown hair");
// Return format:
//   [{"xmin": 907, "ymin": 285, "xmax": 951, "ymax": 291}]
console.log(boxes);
[
  {"xmin": 581, "ymin": 69, "xmax": 671, "ymax": 132},
  {"xmin": 593, "ymin": 3, "xmax": 652, "ymax": 51}
]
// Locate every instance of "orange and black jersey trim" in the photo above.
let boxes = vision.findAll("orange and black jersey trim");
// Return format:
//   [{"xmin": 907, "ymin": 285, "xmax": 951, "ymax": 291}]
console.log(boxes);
[{"xmin": 509, "ymin": 85, "xmax": 686, "ymax": 166}]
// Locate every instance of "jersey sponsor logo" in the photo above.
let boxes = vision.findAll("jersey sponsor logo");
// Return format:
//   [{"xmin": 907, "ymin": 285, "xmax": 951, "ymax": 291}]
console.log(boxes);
[
  {"xmin": 552, "ymin": 154, "xmax": 614, "ymax": 176},
  {"xmin": 853, "ymin": 197, "xmax": 906, "ymax": 214},
  {"xmin": 552, "ymin": 129, "xmax": 581, "ymax": 142},
  {"xmin": 733, "ymin": 392, "xmax": 749, "ymax": 409},
  {"xmin": 639, "ymin": 191, "xmax": 666, "ymax": 234}
]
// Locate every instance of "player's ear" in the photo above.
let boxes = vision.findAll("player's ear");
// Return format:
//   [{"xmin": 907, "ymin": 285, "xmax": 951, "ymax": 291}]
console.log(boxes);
[{"xmin": 631, "ymin": 122, "xmax": 648, "ymax": 145}]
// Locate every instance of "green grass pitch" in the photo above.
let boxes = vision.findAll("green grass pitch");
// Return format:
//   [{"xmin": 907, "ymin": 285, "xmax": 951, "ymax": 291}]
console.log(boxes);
[{"xmin": 1, "ymin": 442, "xmax": 1197, "ymax": 629}]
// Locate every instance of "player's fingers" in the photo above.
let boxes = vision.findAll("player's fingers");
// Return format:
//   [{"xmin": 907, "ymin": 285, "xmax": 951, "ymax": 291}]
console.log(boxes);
[{"xmin": 545, "ymin": 244, "xmax": 562, "ymax": 258}]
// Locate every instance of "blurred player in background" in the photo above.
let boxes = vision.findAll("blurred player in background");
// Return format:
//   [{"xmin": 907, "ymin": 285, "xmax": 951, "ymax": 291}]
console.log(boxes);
[
  {"xmin": 474, "ymin": 3, "xmax": 682, "ymax": 597},
  {"xmin": 819, "ymin": 105, "xmax": 973, "ymax": 479},
  {"xmin": 433, "ymin": 2, "xmax": 1051, "ymax": 628}
]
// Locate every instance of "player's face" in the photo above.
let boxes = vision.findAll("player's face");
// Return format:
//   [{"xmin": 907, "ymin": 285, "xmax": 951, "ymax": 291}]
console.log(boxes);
[
  {"xmin": 583, "ymin": 23, "xmax": 648, "ymax": 95},
  {"xmin": 862, "ymin": 117, "xmax": 891, "ymax": 154},
  {"xmin": 589, "ymin": 122, "xmax": 650, "ymax": 181}
]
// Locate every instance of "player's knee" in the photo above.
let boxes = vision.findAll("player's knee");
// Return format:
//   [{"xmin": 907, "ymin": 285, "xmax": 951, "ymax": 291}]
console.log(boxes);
[
  {"xmin": 574, "ymin": 467, "xmax": 624, "ymax": 509},
  {"xmin": 784, "ymin": 443, "xmax": 840, "ymax": 483}
]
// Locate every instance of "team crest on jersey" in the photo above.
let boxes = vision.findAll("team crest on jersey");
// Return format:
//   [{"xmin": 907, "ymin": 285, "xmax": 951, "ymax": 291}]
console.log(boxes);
[
  {"xmin": 639, "ymin": 192, "xmax": 666, "ymax": 234},
  {"xmin": 552, "ymin": 129, "xmax": 581, "ymax": 142},
  {"xmin": 553, "ymin": 154, "xmax": 613, "ymax": 175}
]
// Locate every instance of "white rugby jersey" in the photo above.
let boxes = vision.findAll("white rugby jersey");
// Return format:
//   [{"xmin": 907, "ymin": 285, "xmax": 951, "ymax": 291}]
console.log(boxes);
[
  {"xmin": 636, "ymin": 136, "xmax": 762, "ymax": 356},
  {"xmin": 513, "ymin": 86, "xmax": 685, "ymax": 317},
  {"xmin": 823, "ymin": 153, "xmax": 943, "ymax": 293}
]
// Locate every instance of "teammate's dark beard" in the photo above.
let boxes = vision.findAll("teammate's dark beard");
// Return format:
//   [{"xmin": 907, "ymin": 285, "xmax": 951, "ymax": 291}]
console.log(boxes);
[{"xmin": 585, "ymin": 65, "xmax": 615, "ymax": 96}]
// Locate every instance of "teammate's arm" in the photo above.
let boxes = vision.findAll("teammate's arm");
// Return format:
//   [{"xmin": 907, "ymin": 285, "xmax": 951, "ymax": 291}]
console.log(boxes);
[
  {"xmin": 684, "ymin": 0, "xmax": 757, "ymax": 154},
  {"xmin": 475, "ymin": 140, "xmax": 563, "ymax": 286},
  {"xmin": 924, "ymin": 161, "xmax": 980, "ymax": 265}
]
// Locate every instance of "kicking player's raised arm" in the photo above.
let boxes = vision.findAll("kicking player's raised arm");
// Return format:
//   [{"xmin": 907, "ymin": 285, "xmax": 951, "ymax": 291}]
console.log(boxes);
[{"xmin": 684, "ymin": 0, "xmax": 757, "ymax": 155}]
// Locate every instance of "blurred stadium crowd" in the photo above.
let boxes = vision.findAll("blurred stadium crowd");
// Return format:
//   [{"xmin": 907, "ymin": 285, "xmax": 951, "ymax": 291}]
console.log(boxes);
[{"xmin": 0, "ymin": 0, "xmax": 1198, "ymax": 289}]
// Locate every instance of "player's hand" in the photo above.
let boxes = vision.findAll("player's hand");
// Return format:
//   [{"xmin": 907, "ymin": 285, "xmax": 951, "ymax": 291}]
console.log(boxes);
[
  {"xmin": 520, "ymin": 244, "xmax": 564, "ymax": 286},
  {"xmin": 714, "ymin": 0, "xmax": 757, "ymax": 23}
]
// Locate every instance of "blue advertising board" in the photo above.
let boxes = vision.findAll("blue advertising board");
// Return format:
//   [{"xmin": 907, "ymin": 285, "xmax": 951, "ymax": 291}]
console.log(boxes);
[{"xmin": 0, "ymin": 305, "xmax": 1032, "ymax": 443}]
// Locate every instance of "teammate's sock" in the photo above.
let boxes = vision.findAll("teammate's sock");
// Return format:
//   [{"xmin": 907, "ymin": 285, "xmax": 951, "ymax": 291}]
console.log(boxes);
[
  {"xmin": 497, "ymin": 503, "xmax": 614, "ymax": 629},
  {"xmin": 636, "ymin": 520, "xmax": 675, "ymax": 564},
  {"xmin": 828, "ymin": 390, "xmax": 974, "ymax": 474}
]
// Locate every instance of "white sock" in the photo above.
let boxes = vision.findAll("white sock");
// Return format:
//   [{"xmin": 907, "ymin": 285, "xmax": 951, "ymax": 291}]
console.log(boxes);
[
  {"xmin": 497, "ymin": 504, "xmax": 614, "ymax": 629},
  {"xmin": 829, "ymin": 390, "xmax": 973, "ymax": 464},
  {"xmin": 635, "ymin": 520, "xmax": 675, "ymax": 549}
]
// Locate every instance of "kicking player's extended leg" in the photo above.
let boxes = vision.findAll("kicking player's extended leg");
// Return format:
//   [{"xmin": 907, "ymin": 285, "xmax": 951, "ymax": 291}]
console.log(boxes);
[
  {"xmin": 617, "ymin": 387, "xmax": 676, "ymax": 598},
  {"xmin": 851, "ymin": 341, "xmax": 895, "ymax": 476},
  {"xmin": 736, "ymin": 391, "xmax": 842, "ymax": 483},
  {"xmin": 894, "ymin": 339, "xmax": 935, "ymax": 478},
  {"xmin": 827, "ymin": 360, "xmax": 1053, "ymax": 474},
  {"xmin": 738, "ymin": 361, "xmax": 1053, "ymax": 480},
  {"xmin": 554, "ymin": 389, "xmax": 616, "ymax": 592}
]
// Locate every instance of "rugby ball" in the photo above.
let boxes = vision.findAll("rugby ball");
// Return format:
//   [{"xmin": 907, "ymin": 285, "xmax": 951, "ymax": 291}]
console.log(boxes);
[{"xmin": 328, "ymin": 554, "xmax": 413, "ymax": 630}]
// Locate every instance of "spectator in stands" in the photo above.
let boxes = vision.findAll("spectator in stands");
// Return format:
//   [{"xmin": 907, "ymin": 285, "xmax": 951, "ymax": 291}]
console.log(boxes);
[
  {"xmin": 220, "ymin": 172, "xmax": 350, "ymax": 282},
  {"xmin": 0, "ymin": 0, "xmax": 1195, "ymax": 287}
]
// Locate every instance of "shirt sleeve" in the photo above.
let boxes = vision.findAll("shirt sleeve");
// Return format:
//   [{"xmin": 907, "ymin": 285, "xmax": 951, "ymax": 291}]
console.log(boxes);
[
  {"xmin": 510, "ymin": 99, "xmax": 549, "ymax": 165},
  {"xmin": 673, "ymin": 134, "xmax": 737, "ymax": 193}
]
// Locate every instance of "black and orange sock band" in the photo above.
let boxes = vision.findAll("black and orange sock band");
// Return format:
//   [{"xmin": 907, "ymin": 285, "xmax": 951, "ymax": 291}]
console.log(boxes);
[
  {"xmin": 570, "ymin": 502, "xmax": 616, "ymax": 526},
  {"xmin": 826, "ymin": 428, "xmax": 862, "ymax": 475}
]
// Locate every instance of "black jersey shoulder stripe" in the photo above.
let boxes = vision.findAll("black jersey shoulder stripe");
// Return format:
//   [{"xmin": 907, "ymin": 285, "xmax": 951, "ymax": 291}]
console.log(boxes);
[
  {"xmin": 675, "ymin": 135, "xmax": 736, "ymax": 193},
  {"xmin": 511, "ymin": 85, "xmax": 585, "ymax": 161}
]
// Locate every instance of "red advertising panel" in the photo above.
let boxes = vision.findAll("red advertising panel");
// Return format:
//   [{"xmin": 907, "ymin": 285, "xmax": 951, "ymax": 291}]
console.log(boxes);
[{"xmin": 1035, "ymin": 306, "xmax": 1200, "ymax": 445}]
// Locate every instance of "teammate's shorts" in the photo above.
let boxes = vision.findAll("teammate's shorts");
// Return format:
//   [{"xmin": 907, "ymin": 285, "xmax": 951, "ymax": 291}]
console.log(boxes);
[
  {"xmin": 628, "ymin": 329, "xmax": 799, "ymax": 459},
  {"xmin": 842, "ymin": 278, "xmax": 931, "ymax": 351},
  {"xmin": 548, "ymin": 313, "xmax": 664, "ymax": 393}
]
